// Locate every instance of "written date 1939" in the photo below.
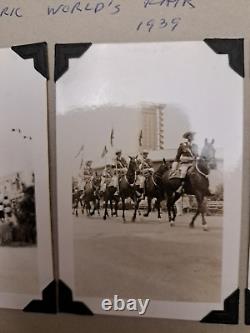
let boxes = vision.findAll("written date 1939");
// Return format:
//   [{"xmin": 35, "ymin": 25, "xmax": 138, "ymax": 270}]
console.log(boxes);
[{"xmin": 136, "ymin": 17, "xmax": 181, "ymax": 32}]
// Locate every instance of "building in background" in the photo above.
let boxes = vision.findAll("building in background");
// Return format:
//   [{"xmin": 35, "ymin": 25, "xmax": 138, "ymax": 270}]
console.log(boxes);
[{"xmin": 140, "ymin": 103, "xmax": 166, "ymax": 152}]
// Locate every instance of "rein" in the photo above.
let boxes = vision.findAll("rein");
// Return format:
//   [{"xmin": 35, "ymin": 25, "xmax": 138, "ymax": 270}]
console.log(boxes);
[
  {"xmin": 152, "ymin": 174, "xmax": 158, "ymax": 187},
  {"xmin": 124, "ymin": 171, "xmax": 136, "ymax": 187},
  {"xmin": 195, "ymin": 160, "xmax": 209, "ymax": 178}
]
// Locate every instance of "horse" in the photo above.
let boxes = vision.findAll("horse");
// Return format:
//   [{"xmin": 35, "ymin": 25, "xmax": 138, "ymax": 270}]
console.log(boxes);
[
  {"xmin": 119, "ymin": 156, "xmax": 143, "ymax": 222},
  {"xmin": 83, "ymin": 175, "xmax": 101, "ymax": 216},
  {"xmin": 72, "ymin": 189, "xmax": 83, "ymax": 217},
  {"xmin": 162, "ymin": 138, "xmax": 217, "ymax": 230},
  {"xmin": 143, "ymin": 159, "xmax": 171, "ymax": 219},
  {"xmin": 102, "ymin": 185, "xmax": 120, "ymax": 220}
]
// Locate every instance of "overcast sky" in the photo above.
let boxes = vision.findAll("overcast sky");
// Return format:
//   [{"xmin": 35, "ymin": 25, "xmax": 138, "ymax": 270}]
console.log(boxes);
[
  {"xmin": 57, "ymin": 41, "xmax": 243, "ymax": 172},
  {"xmin": 0, "ymin": 49, "xmax": 45, "ymax": 180}
]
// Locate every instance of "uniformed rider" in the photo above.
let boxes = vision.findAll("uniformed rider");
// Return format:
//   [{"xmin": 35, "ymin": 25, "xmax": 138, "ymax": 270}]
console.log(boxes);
[
  {"xmin": 82, "ymin": 160, "xmax": 94, "ymax": 189},
  {"xmin": 136, "ymin": 150, "xmax": 154, "ymax": 191},
  {"xmin": 100, "ymin": 164, "xmax": 113, "ymax": 193},
  {"xmin": 172, "ymin": 131, "xmax": 198, "ymax": 193},
  {"xmin": 112, "ymin": 150, "xmax": 128, "ymax": 195}
]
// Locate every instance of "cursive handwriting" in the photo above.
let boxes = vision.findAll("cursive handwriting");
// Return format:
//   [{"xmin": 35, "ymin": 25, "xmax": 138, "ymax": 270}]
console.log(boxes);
[
  {"xmin": 144, "ymin": 0, "xmax": 195, "ymax": 9},
  {"xmin": 0, "ymin": 7, "xmax": 23, "ymax": 17},
  {"xmin": 48, "ymin": 1, "xmax": 121, "ymax": 16}
]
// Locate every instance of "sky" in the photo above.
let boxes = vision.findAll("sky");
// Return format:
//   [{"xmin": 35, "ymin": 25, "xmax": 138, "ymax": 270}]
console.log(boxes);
[
  {"xmin": 0, "ymin": 48, "xmax": 45, "ymax": 180},
  {"xmin": 57, "ymin": 41, "xmax": 243, "ymax": 171}
]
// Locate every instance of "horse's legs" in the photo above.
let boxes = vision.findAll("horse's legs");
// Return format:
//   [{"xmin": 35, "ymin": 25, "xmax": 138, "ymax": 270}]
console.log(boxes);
[
  {"xmin": 90, "ymin": 199, "xmax": 96, "ymax": 216},
  {"xmin": 97, "ymin": 199, "xmax": 100, "ymax": 216},
  {"xmin": 114, "ymin": 198, "xmax": 119, "ymax": 217},
  {"xmin": 190, "ymin": 193, "xmax": 205, "ymax": 229},
  {"xmin": 103, "ymin": 197, "xmax": 108, "ymax": 220},
  {"xmin": 110, "ymin": 199, "xmax": 114, "ymax": 216},
  {"xmin": 132, "ymin": 198, "xmax": 140, "ymax": 222},
  {"xmin": 167, "ymin": 197, "xmax": 173, "ymax": 223},
  {"xmin": 144, "ymin": 196, "xmax": 152, "ymax": 217},
  {"xmin": 122, "ymin": 197, "xmax": 126, "ymax": 222},
  {"xmin": 200, "ymin": 198, "xmax": 208, "ymax": 231},
  {"xmin": 156, "ymin": 198, "xmax": 161, "ymax": 219}
]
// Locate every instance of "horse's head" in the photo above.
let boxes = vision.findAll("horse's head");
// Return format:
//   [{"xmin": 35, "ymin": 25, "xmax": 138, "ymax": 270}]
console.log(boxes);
[
  {"xmin": 93, "ymin": 173, "xmax": 101, "ymax": 189},
  {"xmin": 200, "ymin": 138, "xmax": 217, "ymax": 170},
  {"xmin": 158, "ymin": 158, "xmax": 171, "ymax": 173},
  {"xmin": 128, "ymin": 155, "xmax": 138, "ymax": 170}
]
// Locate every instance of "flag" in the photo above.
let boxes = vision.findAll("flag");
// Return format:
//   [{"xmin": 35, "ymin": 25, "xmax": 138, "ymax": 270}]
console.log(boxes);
[
  {"xmin": 80, "ymin": 158, "xmax": 84, "ymax": 170},
  {"xmin": 74, "ymin": 144, "xmax": 84, "ymax": 159},
  {"xmin": 139, "ymin": 130, "xmax": 143, "ymax": 147},
  {"xmin": 110, "ymin": 128, "xmax": 114, "ymax": 147},
  {"xmin": 101, "ymin": 145, "xmax": 108, "ymax": 158}
]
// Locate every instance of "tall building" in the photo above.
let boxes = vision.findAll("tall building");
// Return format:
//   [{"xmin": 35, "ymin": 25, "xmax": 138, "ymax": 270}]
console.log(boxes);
[{"xmin": 140, "ymin": 104, "xmax": 165, "ymax": 151}]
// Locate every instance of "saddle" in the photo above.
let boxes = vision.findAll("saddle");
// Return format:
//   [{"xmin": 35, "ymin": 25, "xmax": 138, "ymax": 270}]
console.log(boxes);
[
  {"xmin": 169, "ymin": 168, "xmax": 182, "ymax": 180},
  {"xmin": 169, "ymin": 165, "xmax": 194, "ymax": 180}
]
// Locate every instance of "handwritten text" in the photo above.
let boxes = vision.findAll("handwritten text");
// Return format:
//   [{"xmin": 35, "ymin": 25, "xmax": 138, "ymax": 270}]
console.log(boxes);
[
  {"xmin": 137, "ymin": 17, "xmax": 181, "ymax": 32},
  {"xmin": 48, "ymin": 1, "xmax": 121, "ymax": 16},
  {"xmin": 144, "ymin": 0, "xmax": 195, "ymax": 9},
  {"xmin": 0, "ymin": 7, "xmax": 23, "ymax": 17}
]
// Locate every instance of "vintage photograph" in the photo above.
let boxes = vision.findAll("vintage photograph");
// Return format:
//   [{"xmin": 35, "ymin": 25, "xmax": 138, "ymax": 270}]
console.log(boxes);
[
  {"xmin": 0, "ymin": 48, "xmax": 52, "ymax": 308},
  {"xmin": 57, "ymin": 41, "xmax": 243, "ymax": 319}
]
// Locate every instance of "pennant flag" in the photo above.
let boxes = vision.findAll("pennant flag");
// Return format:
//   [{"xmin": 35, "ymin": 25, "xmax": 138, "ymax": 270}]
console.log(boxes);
[
  {"xmin": 80, "ymin": 158, "xmax": 84, "ymax": 170},
  {"xmin": 101, "ymin": 145, "xmax": 108, "ymax": 158},
  {"xmin": 139, "ymin": 130, "xmax": 143, "ymax": 147},
  {"xmin": 74, "ymin": 144, "xmax": 84, "ymax": 159},
  {"xmin": 110, "ymin": 128, "xmax": 114, "ymax": 147}
]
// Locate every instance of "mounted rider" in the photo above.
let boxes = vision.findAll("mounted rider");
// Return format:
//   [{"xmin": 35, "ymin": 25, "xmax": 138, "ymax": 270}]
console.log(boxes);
[
  {"xmin": 136, "ymin": 150, "xmax": 154, "ymax": 192},
  {"xmin": 82, "ymin": 160, "xmax": 94, "ymax": 189},
  {"xmin": 111, "ymin": 150, "xmax": 128, "ymax": 195},
  {"xmin": 100, "ymin": 164, "xmax": 113, "ymax": 193},
  {"xmin": 172, "ymin": 131, "xmax": 198, "ymax": 193}
]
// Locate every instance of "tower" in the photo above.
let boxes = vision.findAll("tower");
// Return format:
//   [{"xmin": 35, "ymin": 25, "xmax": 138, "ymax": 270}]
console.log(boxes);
[{"xmin": 140, "ymin": 104, "xmax": 165, "ymax": 151}]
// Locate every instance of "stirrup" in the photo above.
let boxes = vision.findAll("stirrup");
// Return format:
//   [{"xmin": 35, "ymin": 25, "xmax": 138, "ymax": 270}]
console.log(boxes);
[
  {"xmin": 176, "ymin": 184, "xmax": 184, "ymax": 194},
  {"xmin": 136, "ymin": 191, "xmax": 142, "ymax": 198}
]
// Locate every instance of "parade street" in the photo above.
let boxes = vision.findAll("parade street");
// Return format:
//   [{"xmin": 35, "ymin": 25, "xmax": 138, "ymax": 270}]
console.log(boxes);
[
  {"xmin": 0, "ymin": 246, "xmax": 38, "ymax": 294},
  {"xmin": 74, "ymin": 211, "xmax": 222, "ymax": 303}
]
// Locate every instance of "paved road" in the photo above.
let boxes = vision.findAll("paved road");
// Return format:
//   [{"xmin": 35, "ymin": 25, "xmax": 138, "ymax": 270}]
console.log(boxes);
[
  {"xmin": 74, "ymin": 211, "xmax": 222, "ymax": 302},
  {"xmin": 0, "ymin": 246, "xmax": 39, "ymax": 294}
]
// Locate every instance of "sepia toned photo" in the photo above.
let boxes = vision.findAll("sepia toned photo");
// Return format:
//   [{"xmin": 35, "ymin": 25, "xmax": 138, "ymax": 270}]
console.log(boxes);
[
  {"xmin": 57, "ymin": 41, "xmax": 243, "ymax": 320},
  {"xmin": 0, "ymin": 48, "xmax": 53, "ymax": 309}
]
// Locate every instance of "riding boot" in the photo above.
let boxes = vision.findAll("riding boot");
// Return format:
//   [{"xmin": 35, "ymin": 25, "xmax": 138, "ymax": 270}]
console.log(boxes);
[
  {"xmin": 136, "ymin": 190, "xmax": 142, "ymax": 198},
  {"xmin": 176, "ymin": 180, "xmax": 185, "ymax": 194}
]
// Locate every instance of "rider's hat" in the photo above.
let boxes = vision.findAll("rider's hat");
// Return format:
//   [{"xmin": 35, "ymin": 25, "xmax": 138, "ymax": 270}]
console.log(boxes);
[
  {"xmin": 183, "ymin": 131, "xmax": 195, "ymax": 139},
  {"xmin": 86, "ymin": 160, "xmax": 92, "ymax": 165},
  {"xmin": 142, "ymin": 149, "xmax": 149, "ymax": 155},
  {"xmin": 115, "ymin": 149, "xmax": 122, "ymax": 155},
  {"xmin": 106, "ymin": 164, "xmax": 111, "ymax": 168}
]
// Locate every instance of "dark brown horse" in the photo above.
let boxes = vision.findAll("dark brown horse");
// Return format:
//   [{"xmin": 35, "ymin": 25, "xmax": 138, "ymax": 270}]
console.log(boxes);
[
  {"xmin": 143, "ymin": 159, "xmax": 171, "ymax": 219},
  {"xmin": 83, "ymin": 175, "xmax": 101, "ymax": 216},
  {"xmin": 102, "ymin": 185, "xmax": 119, "ymax": 220},
  {"xmin": 119, "ymin": 156, "xmax": 143, "ymax": 222},
  {"xmin": 162, "ymin": 139, "xmax": 217, "ymax": 230}
]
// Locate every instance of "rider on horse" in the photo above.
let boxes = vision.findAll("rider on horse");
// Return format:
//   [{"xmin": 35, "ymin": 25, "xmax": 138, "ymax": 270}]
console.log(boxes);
[
  {"xmin": 136, "ymin": 150, "xmax": 154, "ymax": 195},
  {"xmin": 112, "ymin": 150, "xmax": 128, "ymax": 195},
  {"xmin": 100, "ymin": 164, "xmax": 113, "ymax": 193},
  {"xmin": 82, "ymin": 160, "xmax": 94, "ymax": 189},
  {"xmin": 172, "ymin": 131, "xmax": 198, "ymax": 194}
]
